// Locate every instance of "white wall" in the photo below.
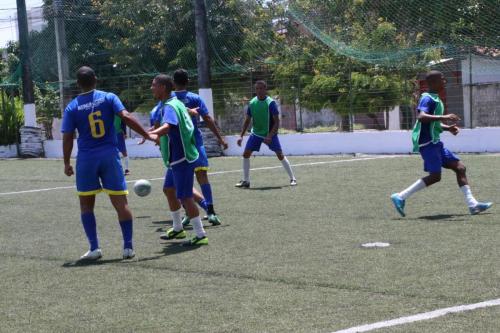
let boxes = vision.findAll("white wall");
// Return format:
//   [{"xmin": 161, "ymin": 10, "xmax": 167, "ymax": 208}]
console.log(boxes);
[
  {"xmin": 42, "ymin": 128, "xmax": 500, "ymax": 158},
  {"xmin": 0, "ymin": 144, "xmax": 18, "ymax": 158}
]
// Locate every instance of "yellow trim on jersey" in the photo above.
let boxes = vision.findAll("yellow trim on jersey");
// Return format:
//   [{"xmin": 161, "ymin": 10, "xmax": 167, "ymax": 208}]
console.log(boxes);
[
  {"xmin": 103, "ymin": 189, "xmax": 129, "ymax": 195},
  {"xmin": 78, "ymin": 189, "xmax": 103, "ymax": 196},
  {"xmin": 194, "ymin": 166, "xmax": 210, "ymax": 172}
]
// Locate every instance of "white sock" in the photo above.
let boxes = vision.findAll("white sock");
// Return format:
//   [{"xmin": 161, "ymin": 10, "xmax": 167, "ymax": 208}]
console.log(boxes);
[
  {"xmin": 171, "ymin": 208, "xmax": 183, "ymax": 232},
  {"xmin": 124, "ymin": 156, "xmax": 129, "ymax": 170},
  {"xmin": 191, "ymin": 215, "xmax": 206, "ymax": 238},
  {"xmin": 243, "ymin": 158, "xmax": 250, "ymax": 182},
  {"xmin": 281, "ymin": 157, "xmax": 295, "ymax": 180},
  {"xmin": 399, "ymin": 179, "xmax": 426, "ymax": 200},
  {"xmin": 460, "ymin": 185, "xmax": 478, "ymax": 208}
]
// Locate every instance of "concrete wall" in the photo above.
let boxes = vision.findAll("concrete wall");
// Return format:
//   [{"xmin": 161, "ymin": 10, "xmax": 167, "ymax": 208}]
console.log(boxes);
[
  {"xmin": 0, "ymin": 144, "xmax": 18, "ymax": 158},
  {"xmin": 42, "ymin": 127, "xmax": 500, "ymax": 158}
]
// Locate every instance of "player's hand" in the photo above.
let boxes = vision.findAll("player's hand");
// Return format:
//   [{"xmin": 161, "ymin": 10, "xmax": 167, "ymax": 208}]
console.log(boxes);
[
  {"xmin": 137, "ymin": 137, "xmax": 146, "ymax": 145},
  {"xmin": 237, "ymin": 136, "xmax": 243, "ymax": 147},
  {"xmin": 264, "ymin": 136, "xmax": 272, "ymax": 144},
  {"xmin": 148, "ymin": 133, "xmax": 159, "ymax": 144},
  {"xmin": 219, "ymin": 138, "xmax": 229, "ymax": 150},
  {"xmin": 444, "ymin": 114, "xmax": 460, "ymax": 122},
  {"xmin": 64, "ymin": 164, "xmax": 74, "ymax": 177},
  {"xmin": 188, "ymin": 107, "xmax": 199, "ymax": 117},
  {"xmin": 449, "ymin": 125, "xmax": 460, "ymax": 136}
]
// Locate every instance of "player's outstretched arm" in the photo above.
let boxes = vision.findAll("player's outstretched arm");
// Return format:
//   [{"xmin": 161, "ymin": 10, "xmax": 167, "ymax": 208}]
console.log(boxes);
[
  {"xmin": 62, "ymin": 132, "xmax": 74, "ymax": 176},
  {"xmin": 237, "ymin": 115, "xmax": 251, "ymax": 147},
  {"xmin": 119, "ymin": 110, "xmax": 154, "ymax": 141},
  {"xmin": 202, "ymin": 114, "xmax": 228, "ymax": 149},
  {"xmin": 418, "ymin": 111, "xmax": 460, "ymax": 123},
  {"xmin": 149, "ymin": 123, "xmax": 170, "ymax": 136}
]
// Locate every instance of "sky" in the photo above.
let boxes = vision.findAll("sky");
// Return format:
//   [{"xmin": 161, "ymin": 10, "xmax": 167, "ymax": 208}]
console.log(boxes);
[{"xmin": 0, "ymin": 0, "xmax": 44, "ymax": 48}]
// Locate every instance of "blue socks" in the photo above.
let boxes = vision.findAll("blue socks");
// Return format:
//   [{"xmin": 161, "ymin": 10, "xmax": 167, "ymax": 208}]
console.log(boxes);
[
  {"xmin": 81, "ymin": 212, "xmax": 99, "ymax": 251},
  {"xmin": 200, "ymin": 183, "xmax": 213, "ymax": 205},
  {"xmin": 119, "ymin": 219, "xmax": 133, "ymax": 250},
  {"xmin": 197, "ymin": 198, "xmax": 209, "ymax": 213}
]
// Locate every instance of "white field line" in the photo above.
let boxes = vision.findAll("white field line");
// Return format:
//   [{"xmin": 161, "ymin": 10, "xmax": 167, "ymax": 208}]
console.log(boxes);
[
  {"xmin": 331, "ymin": 298, "xmax": 500, "ymax": 333},
  {"xmin": 0, "ymin": 155, "xmax": 401, "ymax": 196}
]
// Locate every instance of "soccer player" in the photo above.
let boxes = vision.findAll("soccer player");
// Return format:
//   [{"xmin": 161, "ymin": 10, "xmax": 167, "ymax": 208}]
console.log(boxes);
[
  {"xmin": 148, "ymin": 74, "xmax": 208, "ymax": 246},
  {"xmin": 391, "ymin": 70, "xmax": 492, "ymax": 216},
  {"xmin": 173, "ymin": 69, "xmax": 228, "ymax": 226},
  {"xmin": 114, "ymin": 115, "xmax": 130, "ymax": 175},
  {"xmin": 235, "ymin": 80, "xmax": 296, "ymax": 188},
  {"xmin": 62, "ymin": 66, "xmax": 154, "ymax": 261}
]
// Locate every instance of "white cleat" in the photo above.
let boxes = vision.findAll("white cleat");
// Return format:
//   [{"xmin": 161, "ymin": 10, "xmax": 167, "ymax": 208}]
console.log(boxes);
[
  {"xmin": 79, "ymin": 248, "xmax": 102, "ymax": 261},
  {"xmin": 123, "ymin": 248, "xmax": 136, "ymax": 259},
  {"xmin": 290, "ymin": 179, "xmax": 297, "ymax": 186}
]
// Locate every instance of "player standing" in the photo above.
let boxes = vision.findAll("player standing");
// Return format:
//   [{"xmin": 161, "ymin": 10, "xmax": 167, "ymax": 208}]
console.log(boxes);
[
  {"xmin": 62, "ymin": 66, "xmax": 154, "ymax": 261},
  {"xmin": 236, "ymin": 80, "xmax": 296, "ymax": 188},
  {"xmin": 114, "ymin": 115, "xmax": 130, "ymax": 175}
]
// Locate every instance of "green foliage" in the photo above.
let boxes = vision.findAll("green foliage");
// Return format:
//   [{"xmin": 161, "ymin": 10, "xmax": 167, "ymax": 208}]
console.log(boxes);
[
  {"xmin": 0, "ymin": 91, "xmax": 24, "ymax": 145},
  {"xmin": 34, "ymin": 85, "xmax": 60, "ymax": 139}
]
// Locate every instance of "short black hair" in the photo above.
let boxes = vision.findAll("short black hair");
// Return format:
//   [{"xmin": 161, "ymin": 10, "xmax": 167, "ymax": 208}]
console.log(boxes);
[
  {"xmin": 425, "ymin": 70, "xmax": 443, "ymax": 83},
  {"xmin": 154, "ymin": 74, "xmax": 174, "ymax": 92},
  {"xmin": 76, "ymin": 66, "xmax": 96, "ymax": 88},
  {"xmin": 254, "ymin": 80, "xmax": 267, "ymax": 88},
  {"xmin": 173, "ymin": 68, "xmax": 189, "ymax": 86}
]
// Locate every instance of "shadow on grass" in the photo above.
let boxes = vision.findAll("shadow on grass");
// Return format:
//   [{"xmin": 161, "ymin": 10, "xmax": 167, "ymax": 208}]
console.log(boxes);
[
  {"xmin": 151, "ymin": 219, "xmax": 173, "ymax": 225},
  {"xmin": 409, "ymin": 213, "xmax": 471, "ymax": 221},
  {"xmin": 248, "ymin": 186, "xmax": 284, "ymax": 191},
  {"xmin": 61, "ymin": 242, "xmax": 203, "ymax": 267}
]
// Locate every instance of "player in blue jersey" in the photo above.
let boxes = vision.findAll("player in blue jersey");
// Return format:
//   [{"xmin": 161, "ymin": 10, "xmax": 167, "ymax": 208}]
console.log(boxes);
[
  {"xmin": 148, "ymin": 74, "xmax": 208, "ymax": 246},
  {"xmin": 173, "ymin": 69, "xmax": 228, "ymax": 226},
  {"xmin": 391, "ymin": 71, "xmax": 492, "ymax": 216},
  {"xmin": 236, "ymin": 80, "xmax": 296, "ymax": 188},
  {"xmin": 114, "ymin": 115, "xmax": 130, "ymax": 175},
  {"xmin": 62, "ymin": 66, "xmax": 155, "ymax": 261},
  {"xmin": 145, "ymin": 98, "xmax": 211, "ymax": 221}
]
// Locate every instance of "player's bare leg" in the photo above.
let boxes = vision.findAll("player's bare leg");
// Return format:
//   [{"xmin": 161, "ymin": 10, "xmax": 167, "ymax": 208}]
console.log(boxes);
[{"xmin": 444, "ymin": 160, "xmax": 492, "ymax": 214}]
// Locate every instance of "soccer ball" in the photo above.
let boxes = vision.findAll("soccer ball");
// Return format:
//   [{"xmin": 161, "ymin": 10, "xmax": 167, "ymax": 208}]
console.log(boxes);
[{"xmin": 133, "ymin": 179, "xmax": 151, "ymax": 197}]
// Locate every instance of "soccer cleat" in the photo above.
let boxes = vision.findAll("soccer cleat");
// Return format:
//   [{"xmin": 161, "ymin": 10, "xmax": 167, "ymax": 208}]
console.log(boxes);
[
  {"xmin": 391, "ymin": 193, "xmax": 406, "ymax": 217},
  {"xmin": 160, "ymin": 228, "xmax": 187, "ymax": 240},
  {"xmin": 469, "ymin": 202, "xmax": 493, "ymax": 215},
  {"xmin": 181, "ymin": 216, "xmax": 191, "ymax": 226},
  {"xmin": 124, "ymin": 169, "xmax": 130, "ymax": 176},
  {"xmin": 235, "ymin": 180, "xmax": 250, "ymax": 188},
  {"xmin": 203, "ymin": 215, "xmax": 208, "ymax": 221},
  {"xmin": 122, "ymin": 248, "xmax": 135, "ymax": 259},
  {"xmin": 208, "ymin": 214, "xmax": 221, "ymax": 226},
  {"xmin": 182, "ymin": 236, "xmax": 208, "ymax": 246},
  {"xmin": 290, "ymin": 179, "xmax": 297, "ymax": 186},
  {"xmin": 79, "ymin": 248, "xmax": 102, "ymax": 261}
]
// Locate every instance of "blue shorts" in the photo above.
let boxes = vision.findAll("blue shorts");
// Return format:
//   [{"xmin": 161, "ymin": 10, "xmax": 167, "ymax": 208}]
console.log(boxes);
[
  {"xmin": 76, "ymin": 153, "xmax": 127, "ymax": 196},
  {"xmin": 163, "ymin": 160, "xmax": 196, "ymax": 199},
  {"xmin": 245, "ymin": 134, "xmax": 282, "ymax": 152},
  {"xmin": 194, "ymin": 145, "xmax": 209, "ymax": 172},
  {"xmin": 419, "ymin": 142, "xmax": 460, "ymax": 174},
  {"xmin": 116, "ymin": 134, "xmax": 127, "ymax": 154}
]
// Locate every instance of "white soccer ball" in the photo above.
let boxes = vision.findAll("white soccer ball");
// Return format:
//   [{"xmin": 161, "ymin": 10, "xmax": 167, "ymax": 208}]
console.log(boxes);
[{"xmin": 133, "ymin": 179, "xmax": 151, "ymax": 197}]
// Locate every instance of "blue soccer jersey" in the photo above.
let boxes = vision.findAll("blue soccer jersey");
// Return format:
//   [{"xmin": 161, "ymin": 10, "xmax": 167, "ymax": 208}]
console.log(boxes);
[
  {"xmin": 416, "ymin": 95, "xmax": 437, "ymax": 145},
  {"xmin": 150, "ymin": 102, "xmax": 162, "ymax": 127},
  {"xmin": 174, "ymin": 91, "xmax": 209, "ymax": 147},
  {"xmin": 61, "ymin": 90, "xmax": 125, "ymax": 160},
  {"xmin": 161, "ymin": 97, "xmax": 186, "ymax": 165}
]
